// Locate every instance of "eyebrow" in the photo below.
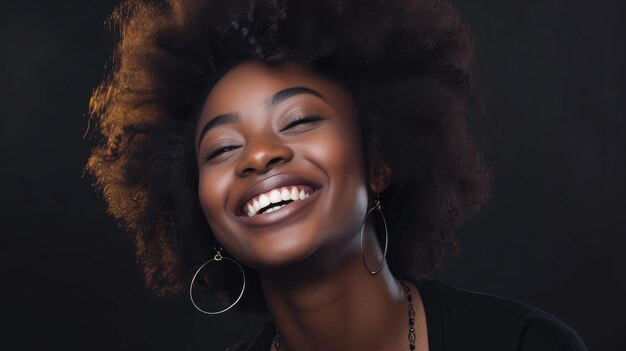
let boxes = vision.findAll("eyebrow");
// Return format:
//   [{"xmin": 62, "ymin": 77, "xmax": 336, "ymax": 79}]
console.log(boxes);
[
  {"xmin": 267, "ymin": 86, "xmax": 324, "ymax": 107},
  {"xmin": 197, "ymin": 86, "xmax": 325, "ymax": 148}
]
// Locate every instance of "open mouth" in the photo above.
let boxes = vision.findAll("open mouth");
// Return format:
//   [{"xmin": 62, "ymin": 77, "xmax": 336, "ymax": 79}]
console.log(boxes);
[{"xmin": 242, "ymin": 185, "xmax": 315, "ymax": 217}]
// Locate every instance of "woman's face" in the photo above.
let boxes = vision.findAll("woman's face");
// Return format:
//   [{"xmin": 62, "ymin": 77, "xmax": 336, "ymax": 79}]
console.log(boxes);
[{"xmin": 195, "ymin": 61, "xmax": 370, "ymax": 270}]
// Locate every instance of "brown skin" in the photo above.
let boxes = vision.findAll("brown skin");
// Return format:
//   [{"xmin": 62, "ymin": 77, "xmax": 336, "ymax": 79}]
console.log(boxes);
[{"xmin": 195, "ymin": 61, "xmax": 428, "ymax": 351}]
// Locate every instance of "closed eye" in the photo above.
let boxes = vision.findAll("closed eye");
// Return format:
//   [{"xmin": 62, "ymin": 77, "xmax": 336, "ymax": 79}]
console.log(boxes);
[
  {"xmin": 280, "ymin": 114, "xmax": 322, "ymax": 132},
  {"xmin": 204, "ymin": 145, "xmax": 241, "ymax": 162}
]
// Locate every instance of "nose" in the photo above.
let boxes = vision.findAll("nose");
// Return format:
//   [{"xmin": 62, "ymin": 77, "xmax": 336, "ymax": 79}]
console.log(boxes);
[{"xmin": 235, "ymin": 140, "xmax": 294, "ymax": 176}]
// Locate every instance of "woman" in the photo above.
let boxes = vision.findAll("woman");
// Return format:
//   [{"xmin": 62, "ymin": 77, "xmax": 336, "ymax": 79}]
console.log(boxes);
[{"xmin": 86, "ymin": 0, "xmax": 588, "ymax": 350}]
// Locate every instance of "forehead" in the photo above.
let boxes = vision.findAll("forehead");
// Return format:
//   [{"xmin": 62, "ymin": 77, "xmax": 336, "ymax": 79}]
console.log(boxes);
[
  {"xmin": 207, "ymin": 60, "xmax": 332, "ymax": 102},
  {"xmin": 197, "ymin": 60, "xmax": 354, "ymax": 123}
]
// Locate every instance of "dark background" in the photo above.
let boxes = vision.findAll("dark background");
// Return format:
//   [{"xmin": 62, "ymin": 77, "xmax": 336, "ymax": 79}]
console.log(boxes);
[{"xmin": 2, "ymin": 0, "xmax": 624, "ymax": 350}]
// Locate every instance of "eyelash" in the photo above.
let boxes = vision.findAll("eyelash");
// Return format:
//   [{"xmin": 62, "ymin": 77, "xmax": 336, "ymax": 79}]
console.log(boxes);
[
  {"xmin": 205, "ymin": 145, "xmax": 239, "ymax": 161},
  {"xmin": 204, "ymin": 114, "xmax": 322, "ymax": 162},
  {"xmin": 280, "ymin": 114, "xmax": 322, "ymax": 131}
]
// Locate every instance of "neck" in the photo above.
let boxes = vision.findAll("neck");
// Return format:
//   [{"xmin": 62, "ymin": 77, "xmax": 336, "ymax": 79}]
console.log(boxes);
[{"xmin": 259, "ymin": 248, "xmax": 420, "ymax": 351}]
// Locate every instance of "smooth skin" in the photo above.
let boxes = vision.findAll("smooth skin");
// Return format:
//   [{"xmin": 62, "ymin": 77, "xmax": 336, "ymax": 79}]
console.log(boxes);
[{"xmin": 195, "ymin": 61, "xmax": 428, "ymax": 351}]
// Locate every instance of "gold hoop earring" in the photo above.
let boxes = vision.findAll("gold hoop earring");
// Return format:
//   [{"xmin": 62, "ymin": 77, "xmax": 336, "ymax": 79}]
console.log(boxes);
[
  {"xmin": 189, "ymin": 243, "xmax": 246, "ymax": 314},
  {"xmin": 360, "ymin": 193, "xmax": 388, "ymax": 275}
]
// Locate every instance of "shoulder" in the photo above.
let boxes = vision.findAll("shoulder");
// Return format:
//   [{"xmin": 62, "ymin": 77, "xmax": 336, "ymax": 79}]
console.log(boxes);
[{"xmin": 415, "ymin": 278, "xmax": 588, "ymax": 351}]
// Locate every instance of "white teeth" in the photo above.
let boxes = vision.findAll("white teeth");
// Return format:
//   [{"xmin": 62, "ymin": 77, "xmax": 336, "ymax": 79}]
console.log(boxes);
[
  {"xmin": 259, "ymin": 194, "xmax": 270, "ymax": 208},
  {"xmin": 290, "ymin": 187, "xmax": 299, "ymax": 201},
  {"xmin": 281, "ymin": 188, "xmax": 291, "ymax": 201},
  {"xmin": 269, "ymin": 189, "xmax": 282, "ymax": 203},
  {"xmin": 265, "ymin": 204, "xmax": 285, "ymax": 213},
  {"xmin": 244, "ymin": 185, "xmax": 314, "ymax": 217}
]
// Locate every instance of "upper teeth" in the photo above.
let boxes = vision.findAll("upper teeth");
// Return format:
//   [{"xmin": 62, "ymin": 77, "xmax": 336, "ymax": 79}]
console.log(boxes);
[{"xmin": 245, "ymin": 185, "xmax": 312, "ymax": 217}]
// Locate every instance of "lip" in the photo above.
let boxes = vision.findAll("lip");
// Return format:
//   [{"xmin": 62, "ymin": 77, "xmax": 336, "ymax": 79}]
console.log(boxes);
[
  {"xmin": 235, "ymin": 188, "xmax": 321, "ymax": 227},
  {"xmin": 234, "ymin": 173, "xmax": 322, "ymax": 217}
]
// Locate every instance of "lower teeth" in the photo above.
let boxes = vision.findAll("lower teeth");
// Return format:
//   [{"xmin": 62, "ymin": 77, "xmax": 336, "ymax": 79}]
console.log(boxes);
[{"xmin": 264, "ymin": 204, "xmax": 285, "ymax": 214}]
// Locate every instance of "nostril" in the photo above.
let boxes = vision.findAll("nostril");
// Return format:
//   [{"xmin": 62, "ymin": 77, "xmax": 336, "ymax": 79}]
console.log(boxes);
[
  {"xmin": 242, "ymin": 167, "xmax": 256, "ymax": 175},
  {"xmin": 267, "ymin": 157, "xmax": 284, "ymax": 167},
  {"xmin": 241, "ymin": 157, "xmax": 284, "ymax": 176}
]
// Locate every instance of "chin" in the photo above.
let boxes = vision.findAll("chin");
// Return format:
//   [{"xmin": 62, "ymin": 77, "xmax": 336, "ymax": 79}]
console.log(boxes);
[{"xmin": 244, "ymin": 232, "xmax": 321, "ymax": 271}]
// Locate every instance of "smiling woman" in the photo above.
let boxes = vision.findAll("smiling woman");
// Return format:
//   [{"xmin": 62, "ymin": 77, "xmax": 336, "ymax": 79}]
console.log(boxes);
[
  {"xmin": 196, "ymin": 62, "xmax": 370, "ymax": 271},
  {"xmin": 85, "ymin": 0, "xmax": 588, "ymax": 350}
]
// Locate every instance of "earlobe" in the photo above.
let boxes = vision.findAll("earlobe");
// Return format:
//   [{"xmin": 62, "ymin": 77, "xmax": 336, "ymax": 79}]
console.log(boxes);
[{"xmin": 368, "ymin": 160, "xmax": 393, "ymax": 193}]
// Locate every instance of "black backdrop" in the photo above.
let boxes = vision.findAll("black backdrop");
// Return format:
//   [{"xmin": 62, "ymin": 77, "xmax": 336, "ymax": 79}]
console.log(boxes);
[{"xmin": 2, "ymin": 0, "xmax": 624, "ymax": 350}]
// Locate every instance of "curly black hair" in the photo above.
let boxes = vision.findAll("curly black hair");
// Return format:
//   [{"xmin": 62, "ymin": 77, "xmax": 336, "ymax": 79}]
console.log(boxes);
[{"xmin": 85, "ymin": 0, "xmax": 491, "ymax": 311}]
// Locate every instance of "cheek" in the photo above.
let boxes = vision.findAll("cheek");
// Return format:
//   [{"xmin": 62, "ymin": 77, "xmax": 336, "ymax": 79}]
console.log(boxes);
[
  {"xmin": 304, "ymin": 121, "xmax": 369, "ymax": 232},
  {"xmin": 198, "ymin": 170, "xmax": 255, "ymax": 265},
  {"xmin": 320, "ymin": 120, "xmax": 366, "ymax": 188},
  {"xmin": 303, "ymin": 117, "xmax": 365, "ymax": 174},
  {"xmin": 197, "ymin": 169, "xmax": 231, "ymax": 233},
  {"xmin": 328, "ymin": 138, "xmax": 368, "ymax": 219}
]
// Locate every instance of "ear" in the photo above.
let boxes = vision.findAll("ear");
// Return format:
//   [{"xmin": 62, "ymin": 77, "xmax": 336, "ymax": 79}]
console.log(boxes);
[{"xmin": 367, "ymin": 159, "xmax": 393, "ymax": 194}]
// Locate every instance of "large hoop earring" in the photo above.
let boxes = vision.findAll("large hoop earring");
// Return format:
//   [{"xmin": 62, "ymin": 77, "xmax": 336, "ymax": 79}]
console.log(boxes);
[
  {"xmin": 189, "ymin": 243, "xmax": 246, "ymax": 314},
  {"xmin": 360, "ymin": 193, "xmax": 389, "ymax": 275}
]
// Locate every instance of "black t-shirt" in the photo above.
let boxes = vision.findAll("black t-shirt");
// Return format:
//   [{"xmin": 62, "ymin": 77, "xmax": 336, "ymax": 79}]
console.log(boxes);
[{"xmin": 227, "ymin": 277, "xmax": 588, "ymax": 350}]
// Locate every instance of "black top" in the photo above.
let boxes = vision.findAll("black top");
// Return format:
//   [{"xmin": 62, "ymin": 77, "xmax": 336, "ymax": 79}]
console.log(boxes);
[{"xmin": 227, "ymin": 277, "xmax": 588, "ymax": 350}]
